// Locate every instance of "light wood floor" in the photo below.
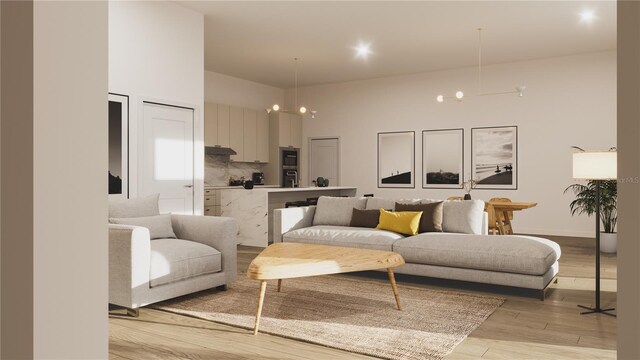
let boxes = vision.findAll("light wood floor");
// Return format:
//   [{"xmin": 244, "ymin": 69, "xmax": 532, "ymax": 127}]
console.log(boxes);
[{"xmin": 109, "ymin": 236, "xmax": 617, "ymax": 359}]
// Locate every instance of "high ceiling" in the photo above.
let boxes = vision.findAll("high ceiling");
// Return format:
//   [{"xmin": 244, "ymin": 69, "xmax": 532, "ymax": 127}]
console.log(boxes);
[{"xmin": 178, "ymin": 1, "xmax": 616, "ymax": 88}]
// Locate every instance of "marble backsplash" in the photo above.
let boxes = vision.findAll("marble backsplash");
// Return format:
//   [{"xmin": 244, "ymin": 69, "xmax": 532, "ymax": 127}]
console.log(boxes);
[{"xmin": 204, "ymin": 155, "xmax": 266, "ymax": 186}]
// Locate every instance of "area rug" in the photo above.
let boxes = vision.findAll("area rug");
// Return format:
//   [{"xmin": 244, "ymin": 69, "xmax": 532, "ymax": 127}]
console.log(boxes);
[{"xmin": 153, "ymin": 274, "xmax": 504, "ymax": 360}]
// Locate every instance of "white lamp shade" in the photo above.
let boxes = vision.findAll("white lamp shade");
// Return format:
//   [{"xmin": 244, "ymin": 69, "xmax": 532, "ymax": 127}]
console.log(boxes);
[{"xmin": 572, "ymin": 151, "xmax": 617, "ymax": 180}]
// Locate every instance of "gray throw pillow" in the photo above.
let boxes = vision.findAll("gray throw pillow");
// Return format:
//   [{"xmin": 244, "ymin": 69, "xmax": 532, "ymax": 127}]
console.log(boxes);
[
  {"xmin": 350, "ymin": 208, "xmax": 387, "ymax": 228},
  {"xmin": 109, "ymin": 214, "xmax": 176, "ymax": 240},
  {"xmin": 313, "ymin": 196, "xmax": 367, "ymax": 226},
  {"xmin": 395, "ymin": 202, "xmax": 444, "ymax": 232},
  {"xmin": 108, "ymin": 194, "xmax": 160, "ymax": 218}
]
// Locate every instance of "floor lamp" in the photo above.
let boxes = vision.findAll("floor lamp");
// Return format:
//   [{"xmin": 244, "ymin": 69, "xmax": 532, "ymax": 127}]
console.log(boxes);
[{"xmin": 572, "ymin": 151, "xmax": 617, "ymax": 317}]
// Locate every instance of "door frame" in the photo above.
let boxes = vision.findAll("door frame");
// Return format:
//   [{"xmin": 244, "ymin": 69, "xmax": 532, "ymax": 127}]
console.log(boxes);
[
  {"xmin": 308, "ymin": 136, "xmax": 341, "ymax": 187},
  {"xmin": 138, "ymin": 97, "xmax": 202, "ymax": 215}
]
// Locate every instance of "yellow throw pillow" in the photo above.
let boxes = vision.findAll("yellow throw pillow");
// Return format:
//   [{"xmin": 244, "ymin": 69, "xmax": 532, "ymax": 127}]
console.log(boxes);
[{"xmin": 376, "ymin": 208, "xmax": 423, "ymax": 236}]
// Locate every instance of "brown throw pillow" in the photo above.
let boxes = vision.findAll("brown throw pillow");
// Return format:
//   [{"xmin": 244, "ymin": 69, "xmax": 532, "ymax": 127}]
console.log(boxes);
[
  {"xmin": 350, "ymin": 208, "xmax": 386, "ymax": 228},
  {"xmin": 395, "ymin": 202, "xmax": 444, "ymax": 233}
]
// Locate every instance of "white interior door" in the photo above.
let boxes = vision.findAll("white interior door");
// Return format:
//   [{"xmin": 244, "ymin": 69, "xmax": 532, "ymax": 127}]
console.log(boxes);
[
  {"xmin": 141, "ymin": 102, "xmax": 194, "ymax": 215},
  {"xmin": 309, "ymin": 138, "xmax": 339, "ymax": 186}
]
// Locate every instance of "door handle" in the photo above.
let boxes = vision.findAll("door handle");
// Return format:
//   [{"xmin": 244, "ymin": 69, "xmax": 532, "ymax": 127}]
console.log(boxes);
[{"xmin": 184, "ymin": 185, "xmax": 193, "ymax": 188}]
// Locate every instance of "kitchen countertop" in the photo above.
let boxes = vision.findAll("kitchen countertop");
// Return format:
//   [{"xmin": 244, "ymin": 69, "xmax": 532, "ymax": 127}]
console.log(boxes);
[
  {"xmin": 205, "ymin": 186, "xmax": 356, "ymax": 192},
  {"xmin": 205, "ymin": 185, "xmax": 281, "ymax": 189}
]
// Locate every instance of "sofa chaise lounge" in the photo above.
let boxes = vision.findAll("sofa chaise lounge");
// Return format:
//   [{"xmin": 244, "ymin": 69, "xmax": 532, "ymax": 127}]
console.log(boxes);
[{"xmin": 273, "ymin": 196, "xmax": 561, "ymax": 300}]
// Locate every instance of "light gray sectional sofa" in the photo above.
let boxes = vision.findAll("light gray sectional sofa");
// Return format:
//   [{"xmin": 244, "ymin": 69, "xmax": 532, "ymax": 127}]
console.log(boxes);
[{"xmin": 273, "ymin": 196, "xmax": 561, "ymax": 300}]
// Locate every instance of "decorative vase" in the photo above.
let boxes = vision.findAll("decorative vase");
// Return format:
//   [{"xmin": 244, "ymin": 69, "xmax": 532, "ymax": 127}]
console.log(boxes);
[
  {"xmin": 464, "ymin": 194, "xmax": 471, "ymax": 200},
  {"xmin": 600, "ymin": 232, "xmax": 617, "ymax": 254}
]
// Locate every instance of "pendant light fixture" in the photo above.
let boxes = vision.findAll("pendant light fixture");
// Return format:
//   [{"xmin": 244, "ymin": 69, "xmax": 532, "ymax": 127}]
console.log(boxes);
[
  {"xmin": 436, "ymin": 28, "xmax": 526, "ymax": 103},
  {"xmin": 269, "ymin": 58, "xmax": 316, "ymax": 117}
]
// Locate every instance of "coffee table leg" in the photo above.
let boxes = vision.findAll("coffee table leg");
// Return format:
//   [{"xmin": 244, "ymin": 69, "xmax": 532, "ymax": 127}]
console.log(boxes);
[
  {"xmin": 387, "ymin": 268, "xmax": 401, "ymax": 310},
  {"xmin": 277, "ymin": 279, "xmax": 282, "ymax": 292},
  {"xmin": 253, "ymin": 280, "xmax": 268, "ymax": 335}
]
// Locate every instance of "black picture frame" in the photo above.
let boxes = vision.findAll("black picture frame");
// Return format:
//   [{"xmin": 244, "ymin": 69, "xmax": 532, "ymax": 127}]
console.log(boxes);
[
  {"xmin": 377, "ymin": 131, "xmax": 415, "ymax": 188},
  {"xmin": 108, "ymin": 93, "xmax": 129, "ymax": 198},
  {"xmin": 422, "ymin": 128, "xmax": 464, "ymax": 189},
  {"xmin": 471, "ymin": 126, "xmax": 518, "ymax": 190}
]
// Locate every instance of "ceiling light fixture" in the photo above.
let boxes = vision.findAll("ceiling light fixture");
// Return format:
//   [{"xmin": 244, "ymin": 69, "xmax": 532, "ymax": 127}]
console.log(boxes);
[
  {"xmin": 269, "ymin": 58, "xmax": 317, "ymax": 118},
  {"xmin": 354, "ymin": 43, "xmax": 372, "ymax": 59},
  {"xmin": 580, "ymin": 10, "xmax": 596, "ymax": 23},
  {"xmin": 436, "ymin": 28, "xmax": 526, "ymax": 103}
]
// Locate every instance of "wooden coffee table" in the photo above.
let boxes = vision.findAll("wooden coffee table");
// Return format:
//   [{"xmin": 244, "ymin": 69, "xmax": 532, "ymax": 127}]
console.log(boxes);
[{"xmin": 246, "ymin": 242, "xmax": 405, "ymax": 335}]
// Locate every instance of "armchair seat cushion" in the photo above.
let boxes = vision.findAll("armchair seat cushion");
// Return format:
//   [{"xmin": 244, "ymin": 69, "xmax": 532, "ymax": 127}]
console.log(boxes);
[{"xmin": 149, "ymin": 239, "xmax": 221, "ymax": 288}]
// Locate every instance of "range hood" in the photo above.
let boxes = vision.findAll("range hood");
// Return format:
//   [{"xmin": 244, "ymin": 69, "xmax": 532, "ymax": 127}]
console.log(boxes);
[{"xmin": 205, "ymin": 146, "xmax": 237, "ymax": 156}]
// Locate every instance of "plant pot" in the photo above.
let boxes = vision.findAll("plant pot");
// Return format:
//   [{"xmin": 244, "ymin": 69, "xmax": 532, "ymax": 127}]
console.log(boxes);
[
  {"xmin": 463, "ymin": 194, "xmax": 471, "ymax": 200},
  {"xmin": 600, "ymin": 232, "xmax": 617, "ymax": 254}
]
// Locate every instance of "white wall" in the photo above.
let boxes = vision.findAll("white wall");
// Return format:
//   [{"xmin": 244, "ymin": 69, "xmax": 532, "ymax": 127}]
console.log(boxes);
[
  {"xmin": 289, "ymin": 51, "xmax": 616, "ymax": 237},
  {"xmin": 109, "ymin": 1, "xmax": 205, "ymax": 213},
  {"xmin": 34, "ymin": 1, "xmax": 108, "ymax": 357},
  {"xmin": 205, "ymin": 70, "xmax": 284, "ymax": 111}
]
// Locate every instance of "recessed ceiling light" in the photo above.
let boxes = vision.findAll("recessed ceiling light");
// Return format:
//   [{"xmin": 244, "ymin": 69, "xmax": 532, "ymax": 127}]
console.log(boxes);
[
  {"xmin": 354, "ymin": 43, "xmax": 372, "ymax": 59},
  {"xmin": 579, "ymin": 10, "xmax": 596, "ymax": 23}
]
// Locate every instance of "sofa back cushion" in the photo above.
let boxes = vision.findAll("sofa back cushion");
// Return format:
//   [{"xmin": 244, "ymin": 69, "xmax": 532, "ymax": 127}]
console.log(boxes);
[
  {"xmin": 395, "ymin": 201, "xmax": 444, "ymax": 232},
  {"xmin": 440, "ymin": 200, "xmax": 485, "ymax": 234},
  {"xmin": 110, "ymin": 214, "xmax": 176, "ymax": 240},
  {"xmin": 313, "ymin": 196, "xmax": 367, "ymax": 226},
  {"xmin": 109, "ymin": 193, "xmax": 160, "ymax": 218},
  {"xmin": 364, "ymin": 197, "xmax": 421, "ymax": 211}
]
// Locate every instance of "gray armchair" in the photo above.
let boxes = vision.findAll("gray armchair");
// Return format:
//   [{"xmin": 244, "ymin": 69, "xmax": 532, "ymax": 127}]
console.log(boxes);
[{"xmin": 108, "ymin": 195, "xmax": 238, "ymax": 316}]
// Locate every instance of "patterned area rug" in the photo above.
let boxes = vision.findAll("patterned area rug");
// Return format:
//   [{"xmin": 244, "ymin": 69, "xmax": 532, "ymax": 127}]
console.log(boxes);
[{"xmin": 153, "ymin": 274, "xmax": 504, "ymax": 360}]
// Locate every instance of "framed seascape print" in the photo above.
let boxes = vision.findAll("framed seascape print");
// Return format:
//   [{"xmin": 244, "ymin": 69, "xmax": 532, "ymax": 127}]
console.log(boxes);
[
  {"xmin": 378, "ymin": 131, "xmax": 415, "ymax": 188},
  {"xmin": 108, "ymin": 93, "xmax": 129, "ymax": 198},
  {"xmin": 471, "ymin": 126, "xmax": 518, "ymax": 190},
  {"xmin": 422, "ymin": 129, "xmax": 464, "ymax": 189}
]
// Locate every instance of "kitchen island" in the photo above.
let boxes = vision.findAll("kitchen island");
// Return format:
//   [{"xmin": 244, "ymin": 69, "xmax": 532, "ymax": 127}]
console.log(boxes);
[{"xmin": 206, "ymin": 186, "xmax": 357, "ymax": 247}]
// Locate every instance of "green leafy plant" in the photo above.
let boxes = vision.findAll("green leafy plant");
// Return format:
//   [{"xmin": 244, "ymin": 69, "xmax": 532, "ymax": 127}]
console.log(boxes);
[{"xmin": 564, "ymin": 180, "xmax": 617, "ymax": 233}]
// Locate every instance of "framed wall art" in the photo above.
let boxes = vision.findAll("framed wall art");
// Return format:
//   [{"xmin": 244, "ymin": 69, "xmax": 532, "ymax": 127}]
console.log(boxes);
[
  {"xmin": 471, "ymin": 126, "xmax": 517, "ymax": 190},
  {"xmin": 378, "ymin": 131, "xmax": 415, "ymax": 188},
  {"xmin": 422, "ymin": 128, "xmax": 464, "ymax": 189},
  {"xmin": 108, "ymin": 93, "xmax": 129, "ymax": 198}
]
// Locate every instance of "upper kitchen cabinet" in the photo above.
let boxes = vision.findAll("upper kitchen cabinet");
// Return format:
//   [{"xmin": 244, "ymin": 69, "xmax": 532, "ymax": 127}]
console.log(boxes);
[
  {"xmin": 290, "ymin": 114, "xmax": 302, "ymax": 149},
  {"xmin": 204, "ymin": 103, "xmax": 218, "ymax": 147},
  {"xmin": 204, "ymin": 102, "xmax": 231, "ymax": 148},
  {"xmin": 243, "ymin": 108, "xmax": 257, "ymax": 162},
  {"xmin": 270, "ymin": 111, "xmax": 302, "ymax": 149},
  {"xmin": 229, "ymin": 106, "xmax": 244, "ymax": 161},
  {"xmin": 256, "ymin": 111, "xmax": 269, "ymax": 162},
  {"xmin": 204, "ymin": 102, "xmax": 270, "ymax": 163}
]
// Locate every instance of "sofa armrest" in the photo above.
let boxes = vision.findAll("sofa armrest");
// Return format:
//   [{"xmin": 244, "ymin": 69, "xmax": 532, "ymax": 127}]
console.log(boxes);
[
  {"xmin": 481, "ymin": 211, "xmax": 489, "ymax": 235},
  {"xmin": 273, "ymin": 206, "xmax": 316, "ymax": 243},
  {"xmin": 108, "ymin": 224, "xmax": 151, "ymax": 308},
  {"xmin": 170, "ymin": 215, "xmax": 238, "ymax": 284}
]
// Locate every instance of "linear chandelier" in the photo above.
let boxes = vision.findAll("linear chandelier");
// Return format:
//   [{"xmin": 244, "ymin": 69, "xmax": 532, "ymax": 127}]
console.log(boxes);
[
  {"xmin": 437, "ymin": 28, "xmax": 526, "ymax": 103},
  {"xmin": 269, "ymin": 58, "xmax": 317, "ymax": 118}
]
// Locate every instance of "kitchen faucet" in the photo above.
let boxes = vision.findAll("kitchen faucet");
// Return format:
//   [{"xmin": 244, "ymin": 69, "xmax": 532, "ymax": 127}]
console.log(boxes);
[{"xmin": 287, "ymin": 170, "xmax": 298, "ymax": 188}]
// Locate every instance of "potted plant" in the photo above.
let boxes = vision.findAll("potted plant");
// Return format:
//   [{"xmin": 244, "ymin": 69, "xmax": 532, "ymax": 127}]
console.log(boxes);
[{"xmin": 564, "ymin": 179, "xmax": 617, "ymax": 253}]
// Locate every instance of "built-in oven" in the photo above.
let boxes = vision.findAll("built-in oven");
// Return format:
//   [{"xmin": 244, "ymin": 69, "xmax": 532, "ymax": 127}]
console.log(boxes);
[{"xmin": 282, "ymin": 149, "xmax": 298, "ymax": 168}]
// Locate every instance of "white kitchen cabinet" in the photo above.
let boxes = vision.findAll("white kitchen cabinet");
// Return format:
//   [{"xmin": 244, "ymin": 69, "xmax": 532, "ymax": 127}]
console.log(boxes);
[
  {"xmin": 256, "ymin": 111, "xmax": 269, "ymax": 163},
  {"xmin": 290, "ymin": 114, "xmax": 302, "ymax": 149},
  {"xmin": 272, "ymin": 111, "xmax": 301, "ymax": 148},
  {"xmin": 204, "ymin": 103, "xmax": 271, "ymax": 163},
  {"xmin": 217, "ymin": 104, "xmax": 230, "ymax": 147},
  {"xmin": 229, "ymin": 106, "xmax": 244, "ymax": 161},
  {"xmin": 204, "ymin": 102, "xmax": 218, "ymax": 147},
  {"xmin": 278, "ymin": 112, "xmax": 291, "ymax": 148},
  {"xmin": 243, "ymin": 108, "xmax": 257, "ymax": 162}
]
